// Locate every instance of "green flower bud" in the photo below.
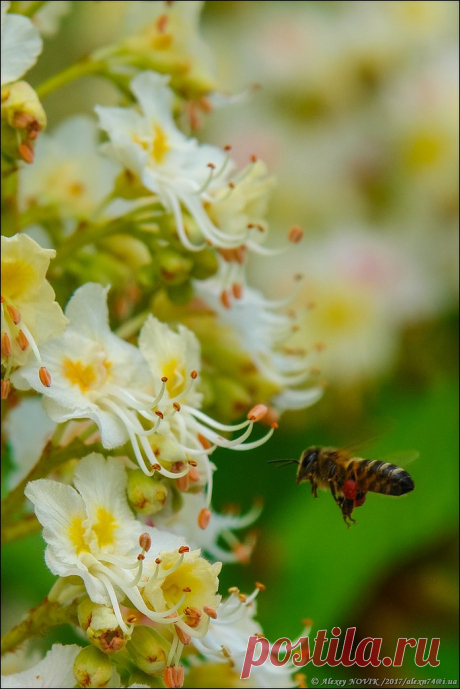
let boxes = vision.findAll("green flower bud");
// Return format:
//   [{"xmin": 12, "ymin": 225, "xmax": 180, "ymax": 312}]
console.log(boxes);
[
  {"xmin": 78, "ymin": 599, "xmax": 128, "ymax": 654},
  {"xmin": 158, "ymin": 249, "xmax": 193, "ymax": 285},
  {"xmin": 73, "ymin": 645, "xmax": 113, "ymax": 688},
  {"xmin": 191, "ymin": 247, "xmax": 219, "ymax": 281},
  {"xmin": 126, "ymin": 626, "xmax": 170, "ymax": 676},
  {"xmin": 112, "ymin": 169, "xmax": 150, "ymax": 199},
  {"xmin": 127, "ymin": 469, "xmax": 168, "ymax": 515}
]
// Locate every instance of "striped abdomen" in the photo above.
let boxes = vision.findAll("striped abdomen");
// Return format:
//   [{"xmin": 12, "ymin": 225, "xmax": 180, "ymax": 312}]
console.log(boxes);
[{"xmin": 348, "ymin": 459, "xmax": 414, "ymax": 496}]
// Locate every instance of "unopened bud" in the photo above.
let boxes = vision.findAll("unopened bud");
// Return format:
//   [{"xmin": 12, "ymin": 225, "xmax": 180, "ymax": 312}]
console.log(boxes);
[
  {"xmin": 127, "ymin": 469, "xmax": 168, "ymax": 515},
  {"xmin": 126, "ymin": 626, "xmax": 169, "ymax": 675},
  {"xmin": 73, "ymin": 645, "xmax": 112, "ymax": 687},
  {"xmin": 158, "ymin": 249, "xmax": 193, "ymax": 285},
  {"xmin": 78, "ymin": 599, "xmax": 127, "ymax": 654}
]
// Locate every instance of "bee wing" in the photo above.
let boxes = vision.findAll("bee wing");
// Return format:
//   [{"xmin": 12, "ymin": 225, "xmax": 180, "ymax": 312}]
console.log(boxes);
[{"xmin": 376, "ymin": 450, "xmax": 420, "ymax": 467}]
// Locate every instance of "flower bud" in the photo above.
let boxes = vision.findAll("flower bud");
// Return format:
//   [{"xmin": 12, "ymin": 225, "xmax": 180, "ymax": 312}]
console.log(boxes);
[
  {"xmin": 126, "ymin": 626, "xmax": 170, "ymax": 676},
  {"xmin": 78, "ymin": 599, "xmax": 127, "ymax": 653},
  {"xmin": 191, "ymin": 247, "xmax": 219, "ymax": 280},
  {"xmin": 127, "ymin": 469, "xmax": 168, "ymax": 515},
  {"xmin": 158, "ymin": 249, "xmax": 193, "ymax": 285},
  {"xmin": 73, "ymin": 645, "xmax": 112, "ymax": 688},
  {"xmin": 1, "ymin": 82, "xmax": 46, "ymax": 162}
]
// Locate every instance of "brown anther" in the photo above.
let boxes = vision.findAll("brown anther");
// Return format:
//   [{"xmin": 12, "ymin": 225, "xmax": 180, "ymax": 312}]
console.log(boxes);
[
  {"xmin": 184, "ymin": 606, "xmax": 202, "ymax": 628},
  {"xmin": 17, "ymin": 330, "xmax": 29, "ymax": 351},
  {"xmin": 271, "ymin": 422, "xmax": 279, "ymax": 429},
  {"xmin": 1, "ymin": 379, "xmax": 11, "ymax": 400},
  {"xmin": 178, "ymin": 545, "xmax": 189, "ymax": 554},
  {"xmin": 232, "ymin": 282, "xmax": 243, "ymax": 299},
  {"xmin": 247, "ymin": 223, "xmax": 255, "ymax": 229},
  {"xmin": 203, "ymin": 605, "xmax": 217, "ymax": 619},
  {"xmin": 314, "ymin": 342, "xmax": 326, "ymax": 352},
  {"xmin": 190, "ymin": 370, "xmax": 198, "ymax": 379},
  {"xmin": 156, "ymin": 13, "xmax": 169, "ymax": 32},
  {"xmin": 307, "ymin": 300, "xmax": 316, "ymax": 310},
  {"xmin": 220, "ymin": 290, "xmax": 231, "ymax": 309},
  {"xmin": 18, "ymin": 142, "xmax": 34, "ymax": 164},
  {"xmin": 292, "ymin": 324, "xmax": 300, "ymax": 332},
  {"xmin": 302, "ymin": 618, "xmax": 313, "ymax": 628},
  {"xmin": 198, "ymin": 507, "xmax": 211, "ymax": 530},
  {"xmin": 247, "ymin": 404, "xmax": 268, "ymax": 422},
  {"xmin": 228, "ymin": 181, "xmax": 235, "ymax": 189},
  {"xmin": 27, "ymin": 122, "xmax": 40, "ymax": 140},
  {"xmin": 207, "ymin": 162, "xmax": 216, "ymax": 169},
  {"xmin": 1, "ymin": 333, "xmax": 12, "ymax": 358},
  {"xmin": 155, "ymin": 410, "xmax": 164, "ymax": 419},
  {"xmin": 182, "ymin": 587, "xmax": 191, "ymax": 593},
  {"xmin": 175, "ymin": 625, "xmax": 192, "ymax": 646},
  {"xmin": 166, "ymin": 611, "xmax": 179, "ymax": 619},
  {"xmin": 0, "ymin": 295, "xmax": 5, "ymax": 303},
  {"xmin": 137, "ymin": 553, "xmax": 145, "ymax": 561},
  {"xmin": 151, "ymin": 463, "xmax": 162, "ymax": 471},
  {"xmin": 163, "ymin": 665, "xmax": 184, "ymax": 689},
  {"xmin": 228, "ymin": 587, "xmax": 239, "ymax": 595},
  {"xmin": 254, "ymin": 633, "xmax": 265, "ymax": 639},
  {"xmin": 188, "ymin": 467, "xmax": 200, "ymax": 482},
  {"xmin": 127, "ymin": 615, "xmax": 137, "ymax": 623},
  {"xmin": 222, "ymin": 645, "xmax": 232, "ymax": 658},
  {"xmin": 155, "ymin": 558, "xmax": 162, "ymax": 565},
  {"xmin": 198, "ymin": 433, "xmax": 211, "ymax": 449},
  {"xmin": 238, "ymin": 593, "xmax": 247, "ymax": 603},
  {"xmin": 199, "ymin": 96, "xmax": 213, "ymax": 113},
  {"xmin": 256, "ymin": 224, "xmax": 265, "ymax": 232},
  {"xmin": 139, "ymin": 532, "xmax": 152, "ymax": 552},
  {"xmin": 288, "ymin": 225, "xmax": 304, "ymax": 244},
  {"xmin": 294, "ymin": 273, "xmax": 304, "ymax": 281},
  {"xmin": 173, "ymin": 402, "xmax": 181, "ymax": 411},
  {"xmin": 250, "ymin": 154, "xmax": 258, "ymax": 163},
  {"xmin": 161, "ymin": 376, "xmax": 168, "ymax": 383},
  {"xmin": 176, "ymin": 473, "xmax": 190, "ymax": 492},
  {"xmin": 39, "ymin": 367, "xmax": 52, "ymax": 387},
  {"xmin": 224, "ymin": 144, "xmax": 232, "ymax": 151},
  {"xmin": 12, "ymin": 112, "xmax": 35, "ymax": 129},
  {"xmin": 188, "ymin": 459, "xmax": 198, "ymax": 467},
  {"xmin": 255, "ymin": 582, "xmax": 266, "ymax": 591},
  {"xmin": 235, "ymin": 246, "xmax": 246, "ymax": 264}
]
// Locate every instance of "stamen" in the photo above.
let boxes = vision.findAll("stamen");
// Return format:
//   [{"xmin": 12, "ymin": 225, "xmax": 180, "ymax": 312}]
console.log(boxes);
[
  {"xmin": 198, "ymin": 508, "xmax": 211, "ymax": 530},
  {"xmin": 39, "ymin": 367, "xmax": 52, "ymax": 387},
  {"xmin": 203, "ymin": 605, "xmax": 217, "ymax": 619},
  {"xmin": 1, "ymin": 379, "xmax": 11, "ymax": 399},
  {"xmin": 220, "ymin": 290, "xmax": 231, "ymax": 309},
  {"xmin": 139, "ymin": 533, "xmax": 152, "ymax": 552},
  {"xmin": 163, "ymin": 665, "xmax": 184, "ymax": 689},
  {"xmin": 18, "ymin": 142, "xmax": 34, "ymax": 164},
  {"xmin": 175, "ymin": 626, "xmax": 191, "ymax": 646},
  {"xmin": 16, "ymin": 321, "xmax": 42, "ymax": 364},
  {"xmin": 247, "ymin": 404, "xmax": 268, "ymax": 422},
  {"xmin": 6, "ymin": 305, "xmax": 21, "ymax": 325},
  {"xmin": 1, "ymin": 333, "xmax": 12, "ymax": 357},
  {"xmin": 17, "ymin": 330, "xmax": 29, "ymax": 351},
  {"xmin": 288, "ymin": 225, "xmax": 304, "ymax": 243}
]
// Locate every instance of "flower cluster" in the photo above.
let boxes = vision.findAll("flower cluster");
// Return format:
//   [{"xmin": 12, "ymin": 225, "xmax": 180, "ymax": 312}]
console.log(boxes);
[{"xmin": 1, "ymin": 3, "xmax": 318, "ymax": 688}]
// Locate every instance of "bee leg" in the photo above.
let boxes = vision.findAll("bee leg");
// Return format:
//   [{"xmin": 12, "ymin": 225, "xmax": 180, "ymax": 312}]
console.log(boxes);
[
  {"xmin": 341, "ymin": 498, "xmax": 356, "ymax": 527},
  {"xmin": 328, "ymin": 479, "xmax": 341, "ymax": 505},
  {"xmin": 309, "ymin": 477, "xmax": 318, "ymax": 498}
]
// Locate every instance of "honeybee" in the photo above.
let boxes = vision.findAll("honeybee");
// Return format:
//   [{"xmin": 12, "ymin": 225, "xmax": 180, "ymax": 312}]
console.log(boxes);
[{"xmin": 270, "ymin": 446, "xmax": 415, "ymax": 527}]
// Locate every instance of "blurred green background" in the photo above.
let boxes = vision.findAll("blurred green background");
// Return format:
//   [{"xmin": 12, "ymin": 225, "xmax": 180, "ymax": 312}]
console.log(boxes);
[{"xmin": 2, "ymin": 1, "xmax": 459, "ymax": 685}]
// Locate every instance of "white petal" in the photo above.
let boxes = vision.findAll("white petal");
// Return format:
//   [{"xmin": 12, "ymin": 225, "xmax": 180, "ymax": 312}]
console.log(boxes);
[
  {"xmin": 0, "ymin": 644, "xmax": 81, "ymax": 688},
  {"xmin": 24, "ymin": 479, "xmax": 87, "ymax": 571},
  {"xmin": 1, "ymin": 13, "xmax": 42, "ymax": 85}
]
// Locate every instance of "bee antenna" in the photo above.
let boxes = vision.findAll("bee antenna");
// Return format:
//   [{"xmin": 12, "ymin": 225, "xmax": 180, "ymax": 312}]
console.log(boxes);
[{"xmin": 268, "ymin": 459, "xmax": 299, "ymax": 467}]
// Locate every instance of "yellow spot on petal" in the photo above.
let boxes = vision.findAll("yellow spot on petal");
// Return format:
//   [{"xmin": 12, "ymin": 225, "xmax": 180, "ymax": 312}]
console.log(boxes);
[
  {"xmin": 152, "ymin": 33, "xmax": 173, "ymax": 51},
  {"xmin": 152, "ymin": 124, "xmax": 170, "ymax": 164},
  {"xmin": 92, "ymin": 507, "xmax": 118, "ymax": 548},
  {"xmin": 69, "ymin": 517, "xmax": 88, "ymax": 554},
  {"xmin": 404, "ymin": 132, "xmax": 445, "ymax": 171},
  {"xmin": 62, "ymin": 358, "xmax": 97, "ymax": 392},
  {"xmin": 1, "ymin": 259, "xmax": 36, "ymax": 302},
  {"xmin": 162, "ymin": 358, "xmax": 185, "ymax": 397}
]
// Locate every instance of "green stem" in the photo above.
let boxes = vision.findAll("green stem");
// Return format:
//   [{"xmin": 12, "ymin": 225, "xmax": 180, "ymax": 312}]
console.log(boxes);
[
  {"xmin": 1, "ymin": 438, "xmax": 106, "ymax": 533},
  {"xmin": 1, "ymin": 597, "xmax": 79, "ymax": 655},
  {"xmin": 52, "ymin": 220, "xmax": 120, "ymax": 266},
  {"xmin": 21, "ymin": 0, "xmax": 48, "ymax": 18},
  {"xmin": 35, "ymin": 58, "xmax": 107, "ymax": 100}
]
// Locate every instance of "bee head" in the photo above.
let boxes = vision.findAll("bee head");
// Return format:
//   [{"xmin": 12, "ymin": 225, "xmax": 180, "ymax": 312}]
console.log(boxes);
[{"xmin": 296, "ymin": 446, "xmax": 319, "ymax": 484}]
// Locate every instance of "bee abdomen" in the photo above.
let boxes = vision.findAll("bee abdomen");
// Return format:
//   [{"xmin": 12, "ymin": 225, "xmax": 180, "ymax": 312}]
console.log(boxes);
[{"xmin": 353, "ymin": 460, "xmax": 414, "ymax": 495}]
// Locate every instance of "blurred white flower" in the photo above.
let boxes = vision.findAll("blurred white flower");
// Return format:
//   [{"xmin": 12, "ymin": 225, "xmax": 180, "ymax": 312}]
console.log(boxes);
[
  {"xmin": 19, "ymin": 116, "xmax": 119, "ymax": 220},
  {"xmin": 195, "ymin": 277, "xmax": 323, "ymax": 411},
  {"xmin": 1, "ymin": 0, "xmax": 42, "ymax": 86},
  {"xmin": 17, "ymin": 1, "xmax": 70, "ymax": 37}
]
